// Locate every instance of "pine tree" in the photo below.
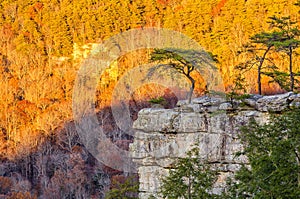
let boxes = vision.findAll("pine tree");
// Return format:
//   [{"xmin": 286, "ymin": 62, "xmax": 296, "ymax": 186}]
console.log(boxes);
[
  {"xmin": 160, "ymin": 147, "xmax": 219, "ymax": 199},
  {"xmin": 149, "ymin": 48, "xmax": 197, "ymax": 104},
  {"xmin": 226, "ymin": 109, "xmax": 300, "ymax": 198},
  {"xmin": 268, "ymin": 16, "xmax": 300, "ymax": 91},
  {"xmin": 237, "ymin": 31, "xmax": 280, "ymax": 94},
  {"xmin": 236, "ymin": 15, "xmax": 300, "ymax": 94}
]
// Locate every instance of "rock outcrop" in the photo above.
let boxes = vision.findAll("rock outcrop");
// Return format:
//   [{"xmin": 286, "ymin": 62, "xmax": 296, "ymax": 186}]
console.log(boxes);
[{"xmin": 129, "ymin": 93, "xmax": 300, "ymax": 198}]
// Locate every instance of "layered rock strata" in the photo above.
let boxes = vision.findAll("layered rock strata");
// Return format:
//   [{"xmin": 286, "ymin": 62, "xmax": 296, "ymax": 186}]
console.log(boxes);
[{"xmin": 130, "ymin": 92, "xmax": 299, "ymax": 198}]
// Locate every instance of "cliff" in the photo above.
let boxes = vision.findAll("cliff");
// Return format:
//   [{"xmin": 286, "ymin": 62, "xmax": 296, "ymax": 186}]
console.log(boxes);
[{"xmin": 130, "ymin": 92, "xmax": 300, "ymax": 198}]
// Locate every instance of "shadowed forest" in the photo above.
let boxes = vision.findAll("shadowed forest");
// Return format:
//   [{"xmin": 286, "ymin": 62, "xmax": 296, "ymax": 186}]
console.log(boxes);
[{"xmin": 1, "ymin": 0, "xmax": 300, "ymax": 198}]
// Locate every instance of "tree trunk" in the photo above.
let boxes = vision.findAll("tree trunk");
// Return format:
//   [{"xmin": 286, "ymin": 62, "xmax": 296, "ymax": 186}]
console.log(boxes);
[
  {"xmin": 289, "ymin": 46, "xmax": 294, "ymax": 91},
  {"xmin": 258, "ymin": 66, "xmax": 261, "ymax": 95},
  {"xmin": 258, "ymin": 46, "xmax": 272, "ymax": 95},
  {"xmin": 187, "ymin": 76, "xmax": 195, "ymax": 104}
]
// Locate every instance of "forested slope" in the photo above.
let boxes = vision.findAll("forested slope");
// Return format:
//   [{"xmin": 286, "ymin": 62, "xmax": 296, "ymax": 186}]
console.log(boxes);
[{"xmin": 0, "ymin": 0, "xmax": 300, "ymax": 198}]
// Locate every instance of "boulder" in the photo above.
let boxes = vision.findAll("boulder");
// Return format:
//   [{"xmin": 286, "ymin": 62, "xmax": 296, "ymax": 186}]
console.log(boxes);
[{"xmin": 256, "ymin": 92, "xmax": 294, "ymax": 112}]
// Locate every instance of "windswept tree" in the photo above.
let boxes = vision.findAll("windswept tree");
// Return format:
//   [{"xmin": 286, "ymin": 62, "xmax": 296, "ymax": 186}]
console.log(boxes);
[
  {"xmin": 149, "ymin": 48, "xmax": 214, "ymax": 104},
  {"xmin": 149, "ymin": 49, "xmax": 196, "ymax": 103}
]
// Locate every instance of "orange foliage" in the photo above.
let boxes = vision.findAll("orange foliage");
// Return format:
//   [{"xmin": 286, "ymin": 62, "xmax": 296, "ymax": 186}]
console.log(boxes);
[
  {"xmin": 1, "ymin": 23, "xmax": 14, "ymax": 40},
  {"xmin": 157, "ymin": 0, "xmax": 172, "ymax": 5},
  {"xmin": 7, "ymin": 192, "xmax": 37, "ymax": 199},
  {"xmin": 0, "ymin": 1, "xmax": 299, "ymax": 198},
  {"xmin": 211, "ymin": 0, "xmax": 228, "ymax": 17},
  {"xmin": 0, "ymin": 176, "xmax": 12, "ymax": 194}
]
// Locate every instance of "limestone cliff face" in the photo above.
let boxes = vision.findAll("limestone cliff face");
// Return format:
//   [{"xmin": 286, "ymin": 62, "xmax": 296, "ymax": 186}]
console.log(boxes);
[{"xmin": 130, "ymin": 92, "xmax": 300, "ymax": 198}]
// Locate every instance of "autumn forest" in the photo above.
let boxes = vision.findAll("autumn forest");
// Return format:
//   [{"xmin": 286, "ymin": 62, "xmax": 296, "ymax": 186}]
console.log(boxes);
[{"xmin": 1, "ymin": 0, "xmax": 300, "ymax": 198}]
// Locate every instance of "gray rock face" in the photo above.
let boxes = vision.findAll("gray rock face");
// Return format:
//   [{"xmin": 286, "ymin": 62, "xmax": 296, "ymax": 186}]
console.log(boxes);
[
  {"xmin": 130, "ymin": 93, "xmax": 300, "ymax": 198},
  {"xmin": 218, "ymin": 102, "xmax": 233, "ymax": 110},
  {"xmin": 256, "ymin": 92, "xmax": 294, "ymax": 112},
  {"xmin": 242, "ymin": 94, "xmax": 263, "ymax": 108}
]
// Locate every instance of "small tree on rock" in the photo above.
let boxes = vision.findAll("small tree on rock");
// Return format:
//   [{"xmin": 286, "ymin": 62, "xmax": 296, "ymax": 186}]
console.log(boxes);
[
  {"xmin": 160, "ymin": 147, "xmax": 219, "ymax": 199},
  {"xmin": 236, "ymin": 15, "xmax": 300, "ymax": 93},
  {"xmin": 149, "ymin": 49, "xmax": 196, "ymax": 104},
  {"xmin": 268, "ymin": 16, "xmax": 300, "ymax": 91},
  {"xmin": 237, "ymin": 27, "xmax": 283, "ymax": 94}
]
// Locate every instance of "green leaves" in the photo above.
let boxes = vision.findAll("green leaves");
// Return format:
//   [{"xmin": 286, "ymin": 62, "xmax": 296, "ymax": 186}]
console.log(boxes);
[
  {"xmin": 267, "ymin": 16, "xmax": 300, "ymax": 50},
  {"xmin": 236, "ymin": 14, "xmax": 300, "ymax": 94},
  {"xmin": 267, "ymin": 16, "xmax": 300, "ymax": 91},
  {"xmin": 150, "ymin": 48, "xmax": 194, "ymax": 75},
  {"xmin": 160, "ymin": 147, "xmax": 219, "ymax": 199},
  {"xmin": 149, "ymin": 96, "xmax": 166, "ymax": 105},
  {"xmin": 105, "ymin": 176, "xmax": 139, "ymax": 199},
  {"xmin": 227, "ymin": 109, "xmax": 300, "ymax": 199},
  {"xmin": 149, "ymin": 48, "xmax": 198, "ymax": 104},
  {"xmin": 250, "ymin": 31, "xmax": 281, "ymax": 47}
]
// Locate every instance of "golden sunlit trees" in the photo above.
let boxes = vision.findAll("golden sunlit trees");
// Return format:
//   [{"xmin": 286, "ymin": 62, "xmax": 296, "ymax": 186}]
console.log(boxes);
[
  {"xmin": 0, "ymin": 0, "xmax": 300, "ymax": 198},
  {"xmin": 268, "ymin": 16, "xmax": 300, "ymax": 91},
  {"xmin": 236, "ymin": 15, "xmax": 300, "ymax": 94},
  {"xmin": 237, "ymin": 31, "xmax": 280, "ymax": 95}
]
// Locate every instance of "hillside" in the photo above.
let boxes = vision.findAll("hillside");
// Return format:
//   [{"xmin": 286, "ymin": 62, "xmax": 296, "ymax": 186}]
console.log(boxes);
[{"xmin": 0, "ymin": 0, "xmax": 300, "ymax": 198}]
